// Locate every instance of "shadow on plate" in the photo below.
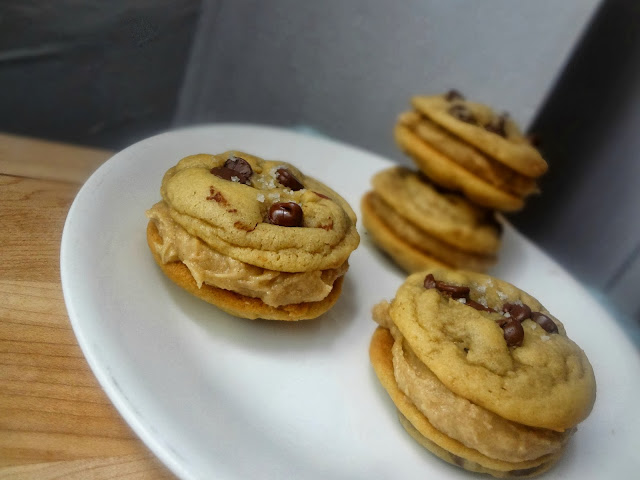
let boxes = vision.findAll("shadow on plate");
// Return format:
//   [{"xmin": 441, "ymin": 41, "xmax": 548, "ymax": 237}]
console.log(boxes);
[{"xmin": 163, "ymin": 273, "xmax": 360, "ymax": 355}]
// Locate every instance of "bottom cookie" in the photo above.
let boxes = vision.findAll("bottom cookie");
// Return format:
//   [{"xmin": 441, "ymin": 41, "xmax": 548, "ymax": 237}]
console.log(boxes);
[
  {"xmin": 369, "ymin": 327, "xmax": 563, "ymax": 478},
  {"xmin": 147, "ymin": 221, "xmax": 344, "ymax": 321}
]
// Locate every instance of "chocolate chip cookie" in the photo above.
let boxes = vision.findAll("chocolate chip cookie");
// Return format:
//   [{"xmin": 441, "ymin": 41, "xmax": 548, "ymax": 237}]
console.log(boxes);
[
  {"xmin": 394, "ymin": 91, "xmax": 547, "ymax": 211},
  {"xmin": 146, "ymin": 151, "xmax": 360, "ymax": 320},
  {"xmin": 361, "ymin": 167, "xmax": 500, "ymax": 273},
  {"xmin": 369, "ymin": 269, "xmax": 596, "ymax": 478}
]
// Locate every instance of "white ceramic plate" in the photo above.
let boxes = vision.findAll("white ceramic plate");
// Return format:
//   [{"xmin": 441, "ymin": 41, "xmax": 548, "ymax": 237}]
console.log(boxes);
[{"xmin": 61, "ymin": 124, "xmax": 640, "ymax": 480}]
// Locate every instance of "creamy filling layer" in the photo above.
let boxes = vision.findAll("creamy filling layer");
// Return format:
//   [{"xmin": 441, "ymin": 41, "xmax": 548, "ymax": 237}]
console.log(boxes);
[{"xmin": 147, "ymin": 202, "xmax": 347, "ymax": 307}]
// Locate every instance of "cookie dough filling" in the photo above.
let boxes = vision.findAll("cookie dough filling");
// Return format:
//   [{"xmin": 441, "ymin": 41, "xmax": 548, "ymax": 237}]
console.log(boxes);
[{"xmin": 147, "ymin": 201, "xmax": 347, "ymax": 307}]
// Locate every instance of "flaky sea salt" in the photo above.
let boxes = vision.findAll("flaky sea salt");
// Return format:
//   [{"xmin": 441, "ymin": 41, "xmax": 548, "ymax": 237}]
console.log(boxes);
[
  {"xmin": 541, "ymin": 335, "xmax": 550, "ymax": 341},
  {"xmin": 503, "ymin": 311, "xmax": 511, "ymax": 318},
  {"xmin": 497, "ymin": 290, "xmax": 508, "ymax": 300},
  {"xmin": 256, "ymin": 193, "xmax": 265, "ymax": 203},
  {"xmin": 476, "ymin": 285, "xmax": 487, "ymax": 293},
  {"xmin": 269, "ymin": 165, "xmax": 285, "ymax": 189},
  {"xmin": 457, "ymin": 298, "xmax": 467, "ymax": 304},
  {"xmin": 231, "ymin": 176, "xmax": 240, "ymax": 183},
  {"xmin": 478, "ymin": 297, "xmax": 488, "ymax": 307}
]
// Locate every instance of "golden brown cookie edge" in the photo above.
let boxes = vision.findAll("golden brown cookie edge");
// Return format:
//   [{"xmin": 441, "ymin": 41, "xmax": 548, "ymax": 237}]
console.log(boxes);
[
  {"xmin": 394, "ymin": 124, "xmax": 524, "ymax": 212},
  {"xmin": 407, "ymin": 116, "xmax": 540, "ymax": 198},
  {"xmin": 411, "ymin": 95, "xmax": 548, "ymax": 178}
]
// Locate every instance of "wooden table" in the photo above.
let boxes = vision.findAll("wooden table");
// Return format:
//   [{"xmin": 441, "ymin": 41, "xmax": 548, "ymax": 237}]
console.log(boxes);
[{"xmin": 0, "ymin": 133, "xmax": 176, "ymax": 479}]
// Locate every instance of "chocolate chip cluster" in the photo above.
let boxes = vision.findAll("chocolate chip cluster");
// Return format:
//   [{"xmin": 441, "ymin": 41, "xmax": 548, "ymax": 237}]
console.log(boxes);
[
  {"xmin": 423, "ymin": 273, "xmax": 558, "ymax": 347},
  {"xmin": 444, "ymin": 90, "xmax": 509, "ymax": 138},
  {"xmin": 209, "ymin": 156, "xmax": 306, "ymax": 227}
]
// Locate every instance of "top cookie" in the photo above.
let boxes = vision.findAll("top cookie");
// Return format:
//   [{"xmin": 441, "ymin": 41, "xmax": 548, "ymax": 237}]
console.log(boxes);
[
  {"xmin": 411, "ymin": 93, "xmax": 547, "ymax": 178},
  {"xmin": 388, "ymin": 269, "xmax": 596, "ymax": 431},
  {"xmin": 160, "ymin": 151, "xmax": 360, "ymax": 272}
]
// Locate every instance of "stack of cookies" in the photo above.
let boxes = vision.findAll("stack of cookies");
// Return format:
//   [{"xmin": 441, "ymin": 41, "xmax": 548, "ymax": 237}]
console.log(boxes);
[
  {"xmin": 146, "ymin": 151, "xmax": 360, "ymax": 321},
  {"xmin": 362, "ymin": 90, "xmax": 547, "ymax": 272},
  {"xmin": 361, "ymin": 167, "xmax": 500, "ymax": 273},
  {"xmin": 370, "ymin": 269, "xmax": 596, "ymax": 478}
]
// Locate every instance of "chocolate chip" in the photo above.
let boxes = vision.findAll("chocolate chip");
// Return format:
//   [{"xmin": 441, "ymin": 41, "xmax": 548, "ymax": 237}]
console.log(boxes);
[
  {"xmin": 423, "ymin": 275, "xmax": 495, "ymax": 312},
  {"xmin": 435, "ymin": 281, "xmax": 470, "ymax": 299},
  {"xmin": 424, "ymin": 273, "xmax": 437, "ymax": 289},
  {"xmin": 445, "ymin": 90, "xmax": 464, "ymax": 101},
  {"xmin": 210, "ymin": 166, "xmax": 238, "ymax": 182},
  {"xmin": 276, "ymin": 168, "xmax": 304, "ymax": 191},
  {"xmin": 448, "ymin": 104, "xmax": 477, "ymax": 124},
  {"xmin": 268, "ymin": 202, "xmax": 303, "ymax": 227},
  {"xmin": 224, "ymin": 156, "xmax": 253, "ymax": 185},
  {"xmin": 496, "ymin": 317, "xmax": 508, "ymax": 328},
  {"xmin": 502, "ymin": 303, "xmax": 532, "ymax": 323},
  {"xmin": 467, "ymin": 299, "xmax": 495, "ymax": 313},
  {"xmin": 501, "ymin": 319, "xmax": 524, "ymax": 347},
  {"xmin": 485, "ymin": 113, "xmax": 509, "ymax": 137},
  {"xmin": 531, "ymin": 312, "xmax": 558, "ymax": 333},
  {"xmin": 210, "ymin": 157, "xmax": 253, "ymax": 185}
]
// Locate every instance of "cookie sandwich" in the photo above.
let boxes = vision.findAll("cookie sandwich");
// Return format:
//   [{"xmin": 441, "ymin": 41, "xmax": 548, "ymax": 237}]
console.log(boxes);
[
  {"xmin": 146, "ymin": 151, "xmax": 360, "ymax": 320},
  {"xmin": 369, "ymin": 268, "xmax": 596, "ymax": 478},
  {"xmin": 361, "ymin": 167, "xmax": 500, "ymax": 273},
  {"xmin": 395, "ymin": 91, "xmax": 546, "ymax": 211}
]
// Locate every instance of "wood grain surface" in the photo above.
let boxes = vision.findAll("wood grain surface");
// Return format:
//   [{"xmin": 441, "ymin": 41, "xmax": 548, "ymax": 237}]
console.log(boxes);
[{"xmin": 0, "ymin": 134, "xmax": 176, "ymax": 478}]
